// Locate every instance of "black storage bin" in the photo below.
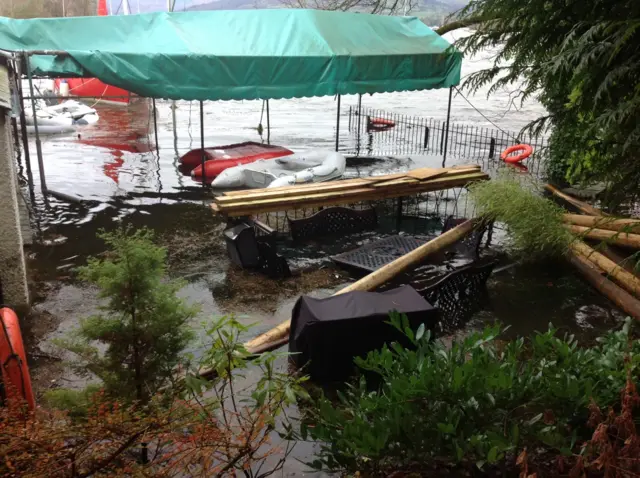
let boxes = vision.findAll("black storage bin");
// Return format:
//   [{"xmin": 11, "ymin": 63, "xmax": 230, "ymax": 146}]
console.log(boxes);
[
  {"xmin": 289, "ymin": 285, "xmax": 438, "ymax": 381},
  {"xmin": 224, "ymin": 223, "xmax": 260, "ymax": 268}
]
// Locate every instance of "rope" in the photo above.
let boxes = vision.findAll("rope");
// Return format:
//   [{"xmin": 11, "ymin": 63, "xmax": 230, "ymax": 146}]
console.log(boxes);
[
  {"xmin": 257, "ymin": 100, "xmax": 265, "ymax": 138},
  {"xmin": 87, "ymin": 83, "xmax": 110, "ymax": 108},
  {"xmin": 453, "ymin": 86, "xmax": 519, "ymax": 142}
]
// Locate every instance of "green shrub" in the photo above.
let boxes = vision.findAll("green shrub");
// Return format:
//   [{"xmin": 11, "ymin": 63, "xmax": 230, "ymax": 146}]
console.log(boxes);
[
  {"xmin": 43, "ymin": 384, "xmax": 102, "ymax": 419},
  {"xmin": 54, "ymin": 227, "xmax": 197, "ymax": 405},
  {"xmin": 469, "ymin": 174, "xmax": 573, "ymax": 259},
  {"xmin": 302, "ymin": 313, "xmax": 639, "ymax": 475}
]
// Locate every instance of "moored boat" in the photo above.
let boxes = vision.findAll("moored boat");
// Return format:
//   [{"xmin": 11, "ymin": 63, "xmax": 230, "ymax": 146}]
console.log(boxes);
[
  {"xmin": 24, "ymin": 99, "xmax": 99, "ymax": 135},
  {"xmin": 211, "ymin": 151, "xmax": 346, "ymax": 189},
  {"xmin": 52, "ymin": 0, "xmax": 134, "ymax": 106},
  {"xmin": 185, "ymin": 141, "xmax": 294, "ymax": 182}
]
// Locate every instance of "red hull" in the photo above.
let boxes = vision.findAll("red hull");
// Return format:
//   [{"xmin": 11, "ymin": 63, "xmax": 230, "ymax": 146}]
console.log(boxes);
[
  {"xmin": 184, "ymin": 142, "xmax": 294, "ymax": 180},
  {"xmin": 0, "ymin": 308, "xmax": 35, "ymax": 411},
  {"xmin": 55, "ymin": 78, "xmax": 131, "ymax": 105}
]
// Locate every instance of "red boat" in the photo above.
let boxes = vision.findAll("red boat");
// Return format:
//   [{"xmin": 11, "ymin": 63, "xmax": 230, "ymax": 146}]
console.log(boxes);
[
  {"xmin": 53, "ymin": 0, "xmax": 132, "ymax": 106},
  {"xmin": 184, "ymin": 142, "xmax": 294, "ymax": 182},
  {"xmin": 55, "ymin": 78, "xmax": 132, "ymax": 106}
]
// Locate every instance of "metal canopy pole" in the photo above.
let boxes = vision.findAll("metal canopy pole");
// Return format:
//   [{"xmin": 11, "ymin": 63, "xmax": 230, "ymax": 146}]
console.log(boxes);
[
  {"xmin": 152, "ymin": 98, "xmax": 159, "ymax": 155},
  {"xmin": 25, "ymin": 54, "xmax": 46, "ymax": 194},
  {"xmin": 356, "ymin": 93, "xmax": 362, "ymax": 154},
  {"xmin": 442, "ymin": 87, "xmax": 453, "ymax": 167},
  {"xmin": 266, "ymin": 99, "xmax": 270, "ymax": 145},
  {"xmin": 199, "ymin": 100, "xmax": 205, "ymax": 187},
  {"xmin": 335, "ymin": 94, "xmax": 341, "ymax": 152},
  {"xmin": 14, "ymin": 61, "xmax": 35, "ymax": 203}
]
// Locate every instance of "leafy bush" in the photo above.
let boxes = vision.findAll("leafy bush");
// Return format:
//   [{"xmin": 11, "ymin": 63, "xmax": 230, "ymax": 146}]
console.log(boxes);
[
  {"xmin": 302, "ymin": 314, "xmax": 640, "ymax": 475},
  {"xmin": 468, "ymin": 174, "xmax": 573, "ymax": 259},
  {"xmin": 3, "ymin": 316, "xmax": 307, "ymax": 478}
]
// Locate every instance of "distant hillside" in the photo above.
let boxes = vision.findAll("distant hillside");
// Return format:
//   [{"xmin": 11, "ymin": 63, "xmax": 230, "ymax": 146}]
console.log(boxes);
[{"xmin": 182, "ymin": 0, "xmax": 466, "ymax": 13}]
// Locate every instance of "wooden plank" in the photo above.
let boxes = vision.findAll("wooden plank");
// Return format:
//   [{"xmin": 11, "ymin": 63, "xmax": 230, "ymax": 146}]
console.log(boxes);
[
  {"xmin": 370, "ymin": 177, "xmax": 420, "ymax": 188},
  {"xmin": 216, "ymin": 178, "xmax": 375, "ymax": 203},
  {"xmin": 216, "ymin": 167, "xmax": 481, "ymax": 204},
  {"xmin": 221, "ymin": 176, "xmax": 372, "ymax": 197},
  {"xmin": 213, "ymin": 173, "xmax": 488, "ymax": 217},
  {"xmin": 220, "ymin": 172, "xmax": 489, "ymax": 215},
  {"xmin": 220, "ymin": 165, "xmax": 481, "ymax": 198},
  {"xmin": 216, "ymin": 172, "xmax": 486, "ymax": 212}
]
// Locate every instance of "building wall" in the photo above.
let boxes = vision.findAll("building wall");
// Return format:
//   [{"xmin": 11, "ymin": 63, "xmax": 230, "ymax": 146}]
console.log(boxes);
[{"xmin": 0, "ymin": 58, "xmax": 29, "ymax": 308}]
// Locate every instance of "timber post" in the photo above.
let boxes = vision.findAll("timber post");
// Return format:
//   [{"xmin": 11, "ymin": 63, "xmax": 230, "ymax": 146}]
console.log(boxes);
[{"xmin": 0, "ymin": 57, "xmax": 29, "ymax": 309}]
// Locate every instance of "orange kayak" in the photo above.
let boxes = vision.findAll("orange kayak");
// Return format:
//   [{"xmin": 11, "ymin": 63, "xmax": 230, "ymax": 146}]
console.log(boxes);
[{"xmin": 0, "ymin": 308, "xmax": 35, "ymax": 411}]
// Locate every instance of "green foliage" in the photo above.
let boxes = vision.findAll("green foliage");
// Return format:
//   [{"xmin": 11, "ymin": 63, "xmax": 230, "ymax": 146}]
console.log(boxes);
[
  {"xmin": 303, "ymin": 314, "xmax": 640, "ymax": 474},
  {"xmin": 454, "ymin": 0, "xmax": 640, "ymax": 208},
  {"xmin": 4, "ymin": 317, "xmax": 307, "ymax": 477},
  {"xmin": 468, "ymin": 174, "xmax": 573, "ymax": 259},
  {"xmin": 55, "ymin": 227, "xmax": 197, "ymax": 404},
  {"xmin": 43, "ymin": 384, "xmax": 102, "ymax": 420}
]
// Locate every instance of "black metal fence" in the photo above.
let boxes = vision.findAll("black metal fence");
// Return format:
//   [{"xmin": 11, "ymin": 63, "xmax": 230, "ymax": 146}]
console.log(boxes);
[{"xmin": 344, "ymin": 105, "xmax": 549, "ymax": 179}]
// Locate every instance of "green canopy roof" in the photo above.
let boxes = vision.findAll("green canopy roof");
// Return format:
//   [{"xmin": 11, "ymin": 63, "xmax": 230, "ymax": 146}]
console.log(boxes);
[{"xmin": 0, "ymin": 10, "xmax": 461, "ymax": 101}]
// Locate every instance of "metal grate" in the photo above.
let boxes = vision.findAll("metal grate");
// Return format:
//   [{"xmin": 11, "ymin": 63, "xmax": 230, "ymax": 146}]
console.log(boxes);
[
  {"xmin": 420, "ymin": 259, "xmax": 497, "ymax": 333},
  {"xmin": 288, "ymin": 207, "xmax": 377, "ymax": 240},
  {"xmin": 332, "ymin": 235, "xmax": 427, "ymax": 272}
]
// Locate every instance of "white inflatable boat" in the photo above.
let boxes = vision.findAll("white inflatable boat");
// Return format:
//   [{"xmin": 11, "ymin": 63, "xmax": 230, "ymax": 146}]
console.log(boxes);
[
  {"xmin": 24, "ymin": 99, "xmax": 99, "ymax": 135},
  {"xmin": 211, "ymin": 151, "xmax": 346, "ymax": 189}
]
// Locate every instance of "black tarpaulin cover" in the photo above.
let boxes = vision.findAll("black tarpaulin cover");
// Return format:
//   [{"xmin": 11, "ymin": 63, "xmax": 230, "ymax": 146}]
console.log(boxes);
[{"xmin": 289, "ymin": 285, "xmax": 438, "ymax": 381}]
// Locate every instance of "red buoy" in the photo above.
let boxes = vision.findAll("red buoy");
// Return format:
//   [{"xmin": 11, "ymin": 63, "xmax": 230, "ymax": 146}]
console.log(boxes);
[
  {"xmin": 368, "ymin": 117, "xmax": 396, "ymax": 132},
  {"xmin": 0, "ymin": 308, "xmax": 35, "ymax": 411},
  {"xmin": 500, "ymin": 144, "xmax": 533, "ymax": 164}
]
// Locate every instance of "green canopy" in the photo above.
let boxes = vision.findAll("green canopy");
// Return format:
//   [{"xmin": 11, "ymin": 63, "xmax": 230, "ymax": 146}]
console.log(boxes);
[{"xmin": 0, "ymin": 9, "xmax": 461, "ymax": 101}]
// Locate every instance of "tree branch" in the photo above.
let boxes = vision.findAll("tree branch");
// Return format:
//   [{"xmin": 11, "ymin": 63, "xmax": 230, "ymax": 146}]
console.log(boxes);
[{"xmin": 436, "ymin": 16, "xmax": 487, "ymax": 36}]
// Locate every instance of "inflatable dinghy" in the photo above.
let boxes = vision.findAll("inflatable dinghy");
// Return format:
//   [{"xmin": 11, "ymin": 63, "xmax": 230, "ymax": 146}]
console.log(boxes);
[{"xmin": 211, "ymin": 151, "xmax": 346, "ymax": 189}]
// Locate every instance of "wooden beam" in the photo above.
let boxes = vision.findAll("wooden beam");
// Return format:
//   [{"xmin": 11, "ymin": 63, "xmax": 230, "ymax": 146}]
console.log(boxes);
[
  {"xmin": 568, "ymin": 251, "xmax": 640, "ymax": 321},
  {"xmin": 563, "ymin": 214, "xmax": 640, "ymax": 233},
  {"xmin": 218, "ymin": 165, "xmax": 481, "ymax": 200},
  {"xmin": 570, "ymin": 240, "xmax": 640, "ymax": 298},
  {"xmin": 566, "ymin": 225, "xmax": 640, "ymax": 249},
  {"xmin": 213, "ymin": 172, "xmax": 488, "ymax": 217},
  {"xmin": 545, "ymin": 184, "xmax": 607, "ymax": 217},
  {"xmin": 587, "ymin": 242, "xmax": 639, "ymax": 275}
]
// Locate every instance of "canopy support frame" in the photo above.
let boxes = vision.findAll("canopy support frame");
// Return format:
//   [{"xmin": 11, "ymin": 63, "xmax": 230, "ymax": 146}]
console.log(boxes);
[
  {"xmin": 266, "ymin": 99, "xmax": 270, "ymax": 145},
  {"xmin": 199, "ymin": 100, "xmax": 205, "ymax": 187},
  {"xmin": 13, "ymin": 60, "xmax": 35, "ymax": 203},
  {"xmin": 442, "ymin": 86, "xmax": 453, "ymax": 167},
  {"xmin": 152, "ymin": 98, "xmax": 159, "ymax": 155},
  {"xmin": 335, "ymin": 94, "xmax": 341, "ymax": 152},
  {"xmin": 24, "ymin": 54, "xmax": 46, "ymax": 195}
]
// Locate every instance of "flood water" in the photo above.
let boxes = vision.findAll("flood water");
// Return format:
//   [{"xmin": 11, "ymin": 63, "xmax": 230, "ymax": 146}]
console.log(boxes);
[{"xmin": 16, "ymin": 30, "xmax": 625, "ymax": 475}]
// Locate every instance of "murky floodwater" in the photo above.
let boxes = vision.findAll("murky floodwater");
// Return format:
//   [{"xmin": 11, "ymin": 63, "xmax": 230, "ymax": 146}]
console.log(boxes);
[{"xmin": 16, "ymin": 30, "xmax": 625, "ymax": 475}]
